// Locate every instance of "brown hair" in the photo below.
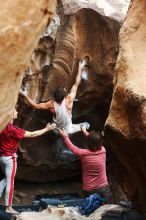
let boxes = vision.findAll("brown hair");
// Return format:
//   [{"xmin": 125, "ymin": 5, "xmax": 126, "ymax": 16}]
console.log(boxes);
[
  {"xmin": 53, "ymin": 87, "xmax": 67, "ymax": 103},
  {"xmin": 87, "ymin": 131, "xmax": 103, "ymax": 151}
]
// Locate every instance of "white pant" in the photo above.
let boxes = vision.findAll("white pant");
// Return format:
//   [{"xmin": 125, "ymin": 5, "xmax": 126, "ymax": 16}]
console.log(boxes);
[
  {"xmin": 0, "ymin": 154, "xmax": 17, "ymax": 206},
  {"xmin": 65, "ymin": 122, "xmax": 90, "ymax": 134},
  {"xmin": 53, "ymin": 122, "xmax": 90, "ymax": 135}
]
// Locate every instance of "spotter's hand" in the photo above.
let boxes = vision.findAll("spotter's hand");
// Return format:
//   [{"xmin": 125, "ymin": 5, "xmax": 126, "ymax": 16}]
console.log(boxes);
[
  {"xmin": 46, "ymin": 123, "xmax": 56, "ymax": 131},
  {"xmin": 59, "ymin": 128, "xmax": 68, "ymax": 136}
]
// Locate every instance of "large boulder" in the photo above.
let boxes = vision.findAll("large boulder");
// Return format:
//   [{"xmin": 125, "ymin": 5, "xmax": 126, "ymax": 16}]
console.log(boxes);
[
  {"xmin": 105, "ymin": 0, "xmax": 146, "ymax": 215},
  {"xmin": 0, "ymin": 0, "xmax": 56, "ymax": 131},
  {"xmin": 16, "ymin": 2, "xmax": 120, "ymax": 181}
]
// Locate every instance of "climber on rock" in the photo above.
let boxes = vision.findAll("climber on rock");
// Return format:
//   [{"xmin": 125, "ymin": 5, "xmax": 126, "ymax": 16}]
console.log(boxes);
[
  {"xmin": 0, "ymin": 109, "xmax": 56, "ymax": 214},
  {"xmin": 20, "ymin": 57, "xmax": 90, "ymax": 134}
]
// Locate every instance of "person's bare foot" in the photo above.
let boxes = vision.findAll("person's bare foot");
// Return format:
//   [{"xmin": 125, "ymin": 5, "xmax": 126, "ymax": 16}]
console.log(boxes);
[{"xmin": 5, "ymin": 206, "xmax": 18, "ymax": 214}]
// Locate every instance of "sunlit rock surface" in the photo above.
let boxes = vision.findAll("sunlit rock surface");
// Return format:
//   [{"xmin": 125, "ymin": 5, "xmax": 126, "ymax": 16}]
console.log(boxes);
[
  {"xmin": 105, "ymin": 0, "xmax": 146, "ymax": 215},
  {"xmin": 0, "ymin": 0, "xmax": 56, "ymax": 131},
  {"xmin": 16, "ymin": 1, "xmax": 120, "ymax": 182},
  {"xmin": 62, "ymin": 0, "xmax": 130, "ymax": 22},
  {"xmin": 16, "ymin": 204, "xmax": 131, "ymax": 220}
]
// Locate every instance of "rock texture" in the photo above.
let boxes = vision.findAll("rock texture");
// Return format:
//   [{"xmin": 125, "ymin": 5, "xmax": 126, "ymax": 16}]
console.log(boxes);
[
  {"xmin": 16, "ymin": 2, "xmax": 120, "ymax": 182},
  {"xmin": 105, "ymin": 0, "xmax": 146, "ymax": 215},
  {"xmin": 62, "ymin": 0, "xmax": 130, "ymax": 22},
  {"xmin": 0, "ymin": 0, "xmax": 56, "ymax": 131},
  {"xmin": 16, "ymin": 204, "xmax": 130, "ymax": 220}
]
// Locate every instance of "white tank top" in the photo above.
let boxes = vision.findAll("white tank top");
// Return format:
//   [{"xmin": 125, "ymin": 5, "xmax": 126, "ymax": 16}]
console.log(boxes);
[{"xmin": 53, "ymin": 99, "xmax": 72, "ymax": 129}]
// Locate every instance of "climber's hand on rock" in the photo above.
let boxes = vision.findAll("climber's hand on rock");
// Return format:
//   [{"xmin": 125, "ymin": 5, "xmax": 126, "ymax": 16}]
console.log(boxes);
[{"xmin": 20, "ymin": 88, "xmax": 27, "ymax": 97}]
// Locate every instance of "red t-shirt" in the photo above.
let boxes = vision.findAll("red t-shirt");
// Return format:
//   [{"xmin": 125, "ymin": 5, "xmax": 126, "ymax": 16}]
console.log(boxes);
[
  {"xmin": 0, "ymin": 123, "xmax": 25, "ymax": 156},
  {"xmin": 63, "ymin": 135, "xmax": 108, "ymax": 191}
]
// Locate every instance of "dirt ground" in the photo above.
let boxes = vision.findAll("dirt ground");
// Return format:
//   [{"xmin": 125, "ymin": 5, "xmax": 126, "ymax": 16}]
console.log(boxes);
[
  {"xmin": 0, "ymin": 176, "xmax": 127, "ymax": 206},
  {"xmin": 1, "ymin": 179, "xmax": 82, "ymax": 206}
]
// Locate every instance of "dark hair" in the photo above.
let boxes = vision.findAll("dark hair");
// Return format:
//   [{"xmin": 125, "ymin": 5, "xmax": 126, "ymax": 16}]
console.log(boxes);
[
  {"xmin": 87, "ymin": 131, "xmax": 103, "ymax": 151},
  {"xmin": 53, "ymin": 87, "xmax": 67, "ymax": 103}
]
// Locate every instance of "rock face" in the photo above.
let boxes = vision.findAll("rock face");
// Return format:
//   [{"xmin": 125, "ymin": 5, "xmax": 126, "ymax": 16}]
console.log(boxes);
[
  {"xmin": 105, "ymin": 0, "xmax": 146, "ymax": 215},
  {"xmin": 0, "ymin": 0, "xmax": 56, "ymax": 131},
  {"xmin": 16, "ymin": 1, "xmax": 120, "ymax": 182},
  {"xmin": 16, "ymin": 204, "xmax": 130, "ymax": 220},
  {"xmin": 62, "ymin": 0, "xmax": 130, "ymax": 22}
]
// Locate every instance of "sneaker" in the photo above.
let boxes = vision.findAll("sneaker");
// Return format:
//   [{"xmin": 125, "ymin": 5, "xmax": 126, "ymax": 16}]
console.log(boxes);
[{"xmin": 80, "ymin": 122, "xmax": 90, "ymax": 130}]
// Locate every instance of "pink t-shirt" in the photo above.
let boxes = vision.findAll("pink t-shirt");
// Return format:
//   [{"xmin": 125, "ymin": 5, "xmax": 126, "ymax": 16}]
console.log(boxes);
[{"xmin": 63, "ymin": 135, "xmax": 108, "ymax": 191}]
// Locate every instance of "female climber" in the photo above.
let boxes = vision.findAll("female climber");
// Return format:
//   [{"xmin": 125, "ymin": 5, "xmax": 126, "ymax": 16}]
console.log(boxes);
[
  {"xmin": 59, "ymin": 128, "xmax": 112, "ymax": 202},
  {"xmin": 0, "ymin": 109, "xmax": 56, "ymax": 214}
]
